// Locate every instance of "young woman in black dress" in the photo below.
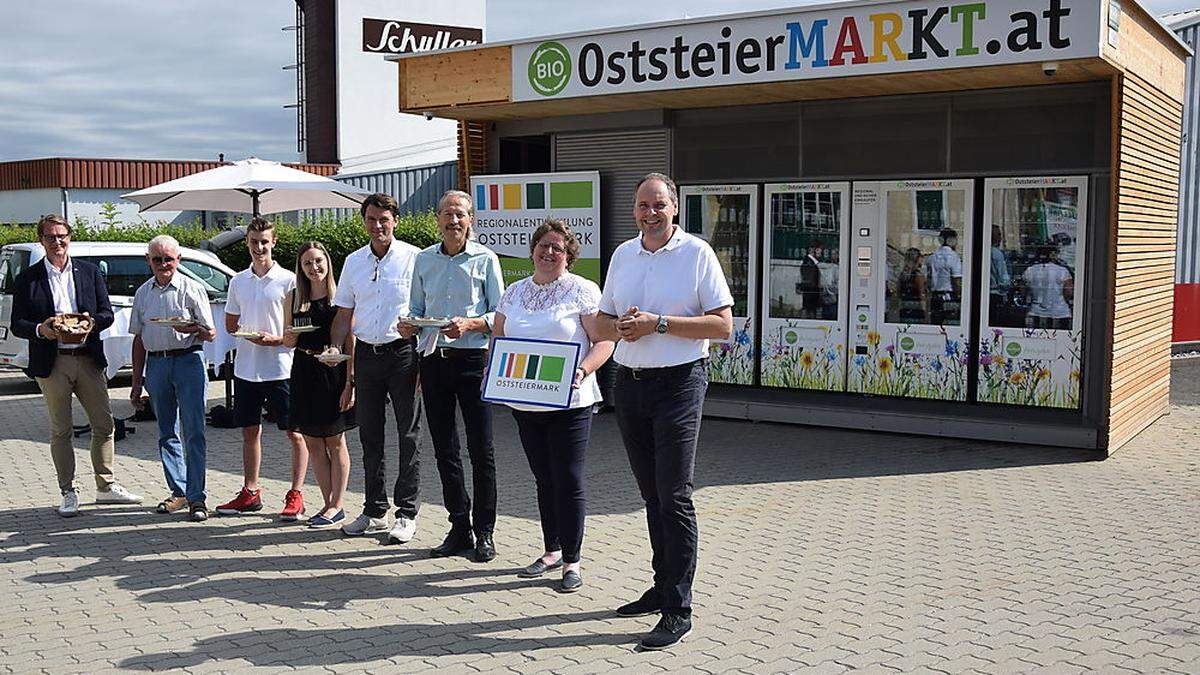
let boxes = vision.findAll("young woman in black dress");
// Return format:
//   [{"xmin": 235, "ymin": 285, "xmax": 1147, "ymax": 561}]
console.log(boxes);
[{"xmin": 283, "ymin": 241, "xmax": 356, "ymax": 527}]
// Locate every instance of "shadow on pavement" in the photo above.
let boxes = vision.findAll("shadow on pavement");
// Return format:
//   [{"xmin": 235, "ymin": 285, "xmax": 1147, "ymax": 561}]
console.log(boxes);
[{"xmin": 119, "ymin": 609, "xmax": 635, "ymax": 668}]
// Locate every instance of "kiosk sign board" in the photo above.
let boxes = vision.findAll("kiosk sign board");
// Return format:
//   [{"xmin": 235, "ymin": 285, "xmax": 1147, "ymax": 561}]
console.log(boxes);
[
  {"xmin": 470, "ymin": 171, "xmax": 602, "ymax": 286},
  {"xmin": 514, "ymin": 0, "xmax": 1099, "ymax": 101}
]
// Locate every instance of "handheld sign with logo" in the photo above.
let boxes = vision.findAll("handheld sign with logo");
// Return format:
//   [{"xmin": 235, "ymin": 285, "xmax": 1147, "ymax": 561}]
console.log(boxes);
[{"xmin": 483, "ymin": 337, "xmax": 581, "ymax": 409}]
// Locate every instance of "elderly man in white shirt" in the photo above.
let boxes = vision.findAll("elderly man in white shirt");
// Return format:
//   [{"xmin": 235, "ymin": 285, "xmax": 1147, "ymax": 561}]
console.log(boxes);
[
  {"xmin": 328, "ymin": 193, "xmax": 424, "ymax": 544},
  {"xmin": 216, "ymin": 218, "xmax": 308, "ymax": 520},
  {"xmin": 596, "ymin": 173, "xmax": 733, "ymax": 651},
  {"xmin": 129, "ymin": 235, "xmax": 217, "ymax": 521}
]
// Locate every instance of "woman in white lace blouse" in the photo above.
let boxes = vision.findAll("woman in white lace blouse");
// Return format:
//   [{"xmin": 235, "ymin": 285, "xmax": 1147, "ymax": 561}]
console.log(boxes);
[{"xmin": 493, "ymin": 219, "xmax": 615, "ymax": 593}]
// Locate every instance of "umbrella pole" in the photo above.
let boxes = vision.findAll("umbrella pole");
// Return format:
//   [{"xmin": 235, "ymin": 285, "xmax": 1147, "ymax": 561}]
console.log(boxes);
[{"xmin": 252, "ymin": 191, "xmax": 260, "ymax": 218}]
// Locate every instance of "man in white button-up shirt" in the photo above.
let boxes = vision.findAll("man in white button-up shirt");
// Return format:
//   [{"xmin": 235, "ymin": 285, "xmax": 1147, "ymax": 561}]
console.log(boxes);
[
  {"xmin": 216, "ymin": 218, "xmax": 308, "ymax": 520},
  {"xmin": 328, "ymin": 193, "xmax": 424, "ymax": 543},
  {"xmin": 597, "ymin": 173, "xmax": 733, "ymax": 651}
]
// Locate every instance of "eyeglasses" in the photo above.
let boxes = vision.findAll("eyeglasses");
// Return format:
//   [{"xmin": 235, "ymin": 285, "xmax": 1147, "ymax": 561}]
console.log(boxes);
[
  {"xmin": 41, "ymin": 234, "xmax": 70, "ymax": 242},
  {"xmin": 535, "ymin": 242, "xmax": 567, "ymax": 255},
  {"xmin": 151, "ymin": 256, "xmax": 177, "ymax": 265}
]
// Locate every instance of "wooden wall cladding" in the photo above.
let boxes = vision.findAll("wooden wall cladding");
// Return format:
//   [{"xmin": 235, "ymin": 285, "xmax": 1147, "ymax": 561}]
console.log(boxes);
[
  {"xmin": 399, "ymin": 46, "xmax": 511, "ymax": 110},
  {"xmin": 456, "ymin": 121, "xmax": 489, "ymax": 192},
  {"xmin": 1106, "ymin": 71, "xmax": 1183, "ymax": 452}
]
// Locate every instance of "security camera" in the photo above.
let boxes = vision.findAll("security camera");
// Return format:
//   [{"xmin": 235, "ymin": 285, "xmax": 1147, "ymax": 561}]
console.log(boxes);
[
  {"xmin": 1042, "ymin": 62, "xmax": 1058, "ymax": 77},
  {"xmin": 423, "ymin": 112, "xmax": 434, "ymax": 121}
]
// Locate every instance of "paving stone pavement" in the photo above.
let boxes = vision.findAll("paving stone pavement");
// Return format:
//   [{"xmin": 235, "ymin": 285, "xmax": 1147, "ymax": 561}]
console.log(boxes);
[{"xmin": 0, "ymin": 358, "xmax": 1197, "ymax": 675}]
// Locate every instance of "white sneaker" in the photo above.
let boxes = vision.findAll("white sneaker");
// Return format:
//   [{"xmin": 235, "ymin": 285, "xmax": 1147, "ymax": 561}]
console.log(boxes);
[
  {"xmin": 57, "ymin": 491, "xmax": 80, "ymax": 517},
  {"xmin": 388, "ymin": 515, "xmax": 417, "ymax": 544},
  {"xmin": 96, "ymin": 484, "xmax": 143, "ymax": 505},
  {"xmin": 341, "ymin": 513, "xmax": 388, "ymax": 537}
]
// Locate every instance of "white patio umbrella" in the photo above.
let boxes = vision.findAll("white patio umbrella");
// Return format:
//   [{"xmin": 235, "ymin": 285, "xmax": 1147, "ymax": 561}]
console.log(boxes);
[{"xmin": 121, "ymin": 156, "xmax": 370, "ymax": 216}]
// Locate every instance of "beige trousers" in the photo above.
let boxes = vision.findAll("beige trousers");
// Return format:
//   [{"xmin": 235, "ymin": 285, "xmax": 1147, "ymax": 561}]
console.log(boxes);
[{"xmin": 35, "ymin": 354, "xmax": 115, "ymax": 493}]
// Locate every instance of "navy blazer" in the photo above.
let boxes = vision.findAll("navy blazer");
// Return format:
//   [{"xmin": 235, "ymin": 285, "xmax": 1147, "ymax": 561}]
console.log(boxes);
[{"xmin": 10, "ymin": 257, "xmax": 114, "ymax": 379}]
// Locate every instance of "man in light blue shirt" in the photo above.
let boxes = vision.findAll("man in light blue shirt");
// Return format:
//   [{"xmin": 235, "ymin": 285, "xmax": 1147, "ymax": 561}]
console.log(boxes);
[{"xmin": 401, "ymin": 189, "xmax": 504, "ymax": 562}]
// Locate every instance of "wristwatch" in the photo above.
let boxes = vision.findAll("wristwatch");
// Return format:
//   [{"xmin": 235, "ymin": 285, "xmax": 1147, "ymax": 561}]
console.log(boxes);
[{"xmin": 655, "ymin": 314, "xmax": 669, "ymax": 334}]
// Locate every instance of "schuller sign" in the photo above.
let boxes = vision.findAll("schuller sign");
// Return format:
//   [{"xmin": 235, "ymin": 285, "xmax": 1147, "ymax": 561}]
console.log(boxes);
[
  {"xmin": 470, "ymin": 171, "xmax": 602, "ymax": 285},
  {"xmin": 513, "ymin": 0, "xmax": 1099, "ymax": 101}
]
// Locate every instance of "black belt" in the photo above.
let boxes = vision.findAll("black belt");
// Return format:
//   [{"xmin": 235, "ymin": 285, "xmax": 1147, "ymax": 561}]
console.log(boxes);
[
  {"xmin": 363, "ymin": 337, "xmax": 415, "ymax": 354},
  {"xmin": 427, "ymin": 347, "xmax": 486, "ymax": 359},
  {"xmin": 57, "ymin": 348, "xmax": 87, "ymax": 356},
  {"xmin": 619, "ymin": 359, "xmax": 705, "ymax": 381},
  {"xmin": 148, "ymin": 345, "xmax": 202, "ymax": 358}
]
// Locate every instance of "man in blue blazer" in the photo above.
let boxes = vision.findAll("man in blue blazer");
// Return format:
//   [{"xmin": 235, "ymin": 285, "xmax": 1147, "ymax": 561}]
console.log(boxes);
[{"xmin": 10, "ymin": 214, "xmax": 142, "ymax": 517}]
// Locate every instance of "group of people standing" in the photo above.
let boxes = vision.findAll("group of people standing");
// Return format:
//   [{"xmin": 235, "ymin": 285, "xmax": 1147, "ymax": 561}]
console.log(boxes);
[{"xmin": 10, "ymin": 173, "xmax": 732, "ymax": 651}]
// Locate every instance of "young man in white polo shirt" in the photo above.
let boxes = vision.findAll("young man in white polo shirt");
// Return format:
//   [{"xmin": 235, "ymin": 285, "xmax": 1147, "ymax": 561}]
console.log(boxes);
[
  {"xmin": 597, "ymin": 172, "xmax": 733, "ymax": 651},
  {"xmin": 328, "ymin": 193, "xmax": 424, "ymax": 543},
  {"xmin": 217, "ymin": 217, "xmax": 309, "ymax": 519}
]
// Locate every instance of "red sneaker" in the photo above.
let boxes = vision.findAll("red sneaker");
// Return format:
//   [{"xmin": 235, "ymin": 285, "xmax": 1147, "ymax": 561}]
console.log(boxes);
[
  {"xmin": 215, "ymin": 487, "xmax": 263, "ymax": 515},
  {"xmin": 280, "ymin": 489, "xmax": 304, "ymax": 522}
]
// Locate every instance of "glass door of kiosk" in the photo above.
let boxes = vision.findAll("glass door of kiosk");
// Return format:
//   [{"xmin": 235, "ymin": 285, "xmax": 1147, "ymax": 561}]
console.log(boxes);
[
  {"xmin": 680, "ymin": 184, "xmax": 759, "ymax": 385},
  {"xmin": 978, "ymin": 176, "xmax": 1088, "ymax": 408},
  {"xmin": 760, "ymin": 182, "xmax": 851, "ymax": 390},
  {"xmin": 848, "ymin": 179, "xmax": 974, "ymax": 401}
]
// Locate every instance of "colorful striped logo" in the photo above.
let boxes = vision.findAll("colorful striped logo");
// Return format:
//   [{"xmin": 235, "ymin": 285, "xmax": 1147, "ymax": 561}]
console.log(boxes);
[
  {"xmin": 475, "ymin": 181, "xmax": 593, "ymax": 211},
  {"xmin": 497, "ymin": 353, "xmax": 567, "ymax": 383}
]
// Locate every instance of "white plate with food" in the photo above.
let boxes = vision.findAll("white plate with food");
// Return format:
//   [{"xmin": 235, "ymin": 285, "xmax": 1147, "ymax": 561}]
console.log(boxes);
[
  {"xmin": 403, "ymin": 317, "xmax": 453, "ymax": 328},
  {"xmin": 231, "ymin": 330, "xmax": 263, "ymax": 339},
  {"xmin": 286, "ymin": 324, "xmax": 319, "ymax": 333},
  {"xmin": 315, "ymin": 349, "xmax": 351, "ymax": 364},
  {"xmin": 150, "ymin": 317, "xmax": 197, "ymax": 328}
]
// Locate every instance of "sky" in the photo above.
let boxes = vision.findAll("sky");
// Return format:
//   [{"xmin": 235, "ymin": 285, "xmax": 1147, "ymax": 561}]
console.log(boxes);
[{"xmin": 0, "ymin": 0, "xmax": 1194, "ymax": 163}]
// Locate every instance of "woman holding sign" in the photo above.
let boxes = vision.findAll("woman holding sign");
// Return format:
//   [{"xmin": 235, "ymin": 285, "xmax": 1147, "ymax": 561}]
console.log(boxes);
[{"xmin": 492, "ymin": 219, "xmax": 614, "ymax": 593}]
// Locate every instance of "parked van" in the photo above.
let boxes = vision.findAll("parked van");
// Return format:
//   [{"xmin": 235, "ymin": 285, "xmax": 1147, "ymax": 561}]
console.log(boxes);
[{"xmin": 0, "ymin": 241, "xmax": 238, "ymax": 376}]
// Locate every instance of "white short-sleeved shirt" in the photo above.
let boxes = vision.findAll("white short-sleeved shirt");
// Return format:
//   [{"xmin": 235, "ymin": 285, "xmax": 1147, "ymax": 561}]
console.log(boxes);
[
  {"xmin": 1024, "ymin": 262, "xmax": 1073, "ymax": 319},
  {"xmin": 497, "ymin": 273, "xmax": 603, "ymax": 411},
  {"xmin": 333, "ymin": 239, "xmax": 421, "ymax": 345},
  {"xmin": 926, "ymin": 245, "xmax": 963, "ymax": 292},
  {"xmin": 225, "ymin": 263, "xmax": 296, "ymax": 382},
  {"xmin": 598, "ymin": 228, "xmax": 733, "ymax": 368}
]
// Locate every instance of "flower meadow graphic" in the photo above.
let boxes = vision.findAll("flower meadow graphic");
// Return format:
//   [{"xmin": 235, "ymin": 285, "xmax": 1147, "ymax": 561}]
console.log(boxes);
[
  {"xmin": 976, "ymin": 328, "xmax": 1081, "ymax": 408},
  {"xmin": 761, "ymin": 323, "xmax": 845, "ymax": 391},
  {"xmin": 708, "ymin": 317, "xmax": 756, "ymax": 384},
  {"xmin": 847, "ymin": 327, "xmax": 967, "ymax": 400}
]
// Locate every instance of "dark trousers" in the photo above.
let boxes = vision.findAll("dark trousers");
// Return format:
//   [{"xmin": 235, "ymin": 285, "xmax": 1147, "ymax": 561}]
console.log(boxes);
[
  {"xmin": 421, "ymin": 350, "xmax": 496, "ymax": 536},
  {"xmin": 613, "ymin": 360, "xmax": 708, "ymax": 614},
  {"xmin": 355, "ymin": 339, "xmax": 421, "ymax": 519},
  {"xmin": 512, "ymin": 406, "xmax": 592, "ymax": 563}
]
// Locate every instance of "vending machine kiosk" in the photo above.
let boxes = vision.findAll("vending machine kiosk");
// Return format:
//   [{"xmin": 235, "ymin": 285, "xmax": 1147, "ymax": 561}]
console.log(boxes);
[
  {"xmin": 759, "ymin": 182, "xmax": 851, "ymax": 391},
  {"xmin": 848, "ymin": 180, "xmax": 975, "ymax": 401},
  {"xmin": 978, "ymin": 176, "xmax": 1088, "ymax": 408},
  {"xmin": 680, "ymin": 184, "xmax": 759, "ymax": 385}
]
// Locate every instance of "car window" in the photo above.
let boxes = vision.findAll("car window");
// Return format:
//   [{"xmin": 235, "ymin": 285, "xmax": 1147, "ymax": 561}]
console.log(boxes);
[
  {"xmin": 78, "ymin": 256, "xmax": 152, "ymax": 298},
  {"xmin": 0, "ymin": 250, "xmax": 30, "ymax": 294},
  {"xmin": 179, "ymin": 259, "xmax": 230, "ymax": 299}
]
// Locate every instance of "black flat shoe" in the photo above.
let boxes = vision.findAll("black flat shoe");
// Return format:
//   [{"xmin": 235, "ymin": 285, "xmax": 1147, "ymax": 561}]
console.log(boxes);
[
  {"xmin": 474, "ymin": 533, "xmax": 496, "ymax": 562},
  {"xmin": 559, "ymin": 570, "xmax": 583, "ymax": 593},
  {"xmin": 430, "ymin": 529, "xmax": 474, "ymax": 558},
  {"xmin": 638, "ymin": 612, "xmax": 692, "ymax": 651},
  {"xmin": 517, "ymin": 557, "xmax": 563, "ymax": 578},
  {"xmin": 616, "ymin": 587, "xmax": 662, "ymax": 617}
]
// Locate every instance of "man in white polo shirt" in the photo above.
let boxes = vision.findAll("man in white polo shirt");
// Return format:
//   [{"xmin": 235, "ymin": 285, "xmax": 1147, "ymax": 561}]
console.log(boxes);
[
  {"xmin": 597, "ymin": 172, "xmax": 733, "ymax": 651},
  {"xmin": 328, "ymin": 193, "xmax": 424, "ymax": 543},
  {"xmin": 217, "ymin": 217, "xmax": 308, "ymax": 520}
]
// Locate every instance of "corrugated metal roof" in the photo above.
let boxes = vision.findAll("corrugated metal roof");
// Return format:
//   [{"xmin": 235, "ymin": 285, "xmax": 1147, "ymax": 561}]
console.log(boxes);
[
  {"xmin": 0, "ymin": 158, "xmax": 339, "ymax": 191},
  {"xmin": 1165, "ymin": 8, "xmax": 1200, "ymax": 31}
]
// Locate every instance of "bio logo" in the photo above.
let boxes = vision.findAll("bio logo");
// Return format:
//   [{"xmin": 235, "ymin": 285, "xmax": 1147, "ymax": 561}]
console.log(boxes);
[
  {"xmin": 1006, "ymin": 342, "xmax": 1023, "ymax": 357},
  {"xmin": 528, "ymin": 41, "xmax": 571, "ymax": 96},
  {"xmin": 899, "ymin": 336, "xmax": 915, "ymax": 351},
  {"xmin": 784, "ymin": 329, "xmax": 799, "ymax": 345}
]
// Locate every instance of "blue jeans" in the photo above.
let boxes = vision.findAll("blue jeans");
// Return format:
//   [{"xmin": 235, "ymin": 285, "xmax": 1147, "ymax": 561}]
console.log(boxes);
[{"xmin": 145, "ymin": 351, "xmax": 208, "ymax": 503}]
